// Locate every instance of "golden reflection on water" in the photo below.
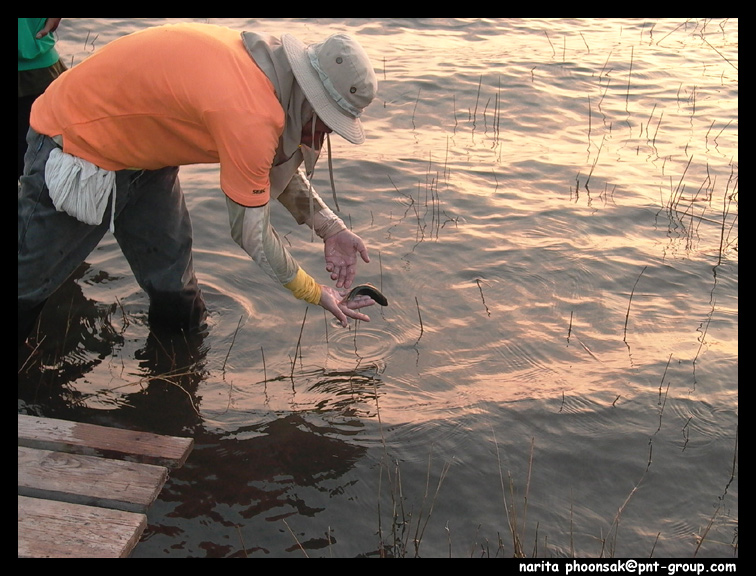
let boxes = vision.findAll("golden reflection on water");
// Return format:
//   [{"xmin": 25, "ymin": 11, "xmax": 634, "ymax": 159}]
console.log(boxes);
[{"xmin": 24, "ymin": 19, "xmax": 737, "ymax": 558}]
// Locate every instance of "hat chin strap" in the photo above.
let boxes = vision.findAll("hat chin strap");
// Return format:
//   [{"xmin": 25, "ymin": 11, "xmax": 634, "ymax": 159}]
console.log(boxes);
[
  {"xmin": 325, "ymin": 131, "xmax": 338, "ymax": 212},
  {"xmin": 301, "ymin": 113, "xmax": 340, "ymax": 241},
  {"xmin": 301, "ymin": 116, "xmax": 319, "ymax": 177},
  {"xmin": 300, "ymin": 112, "xmax": 341, "ymax": 240}
]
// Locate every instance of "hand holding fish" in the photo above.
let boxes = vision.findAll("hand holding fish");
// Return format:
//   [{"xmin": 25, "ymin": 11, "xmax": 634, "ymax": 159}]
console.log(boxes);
[
  {"xmin": 324, "ymin": 229, "xmax": 370, "ymax": 289},
  {"xmin": 319, "ymin": 284, "xmax": 375, "ymax": 327}
]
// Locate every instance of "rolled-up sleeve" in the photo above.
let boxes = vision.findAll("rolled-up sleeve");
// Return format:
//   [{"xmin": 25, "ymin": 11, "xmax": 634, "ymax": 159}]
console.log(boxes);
[{"xmin": 226, "ymin": 196, "xmax": 321, "ymax": 304}]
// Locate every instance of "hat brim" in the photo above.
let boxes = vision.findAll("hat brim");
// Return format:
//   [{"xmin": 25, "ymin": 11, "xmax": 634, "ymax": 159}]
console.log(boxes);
[{"xmin": 281, "ymin": 34, "xmax": 366, "ymax": 145}]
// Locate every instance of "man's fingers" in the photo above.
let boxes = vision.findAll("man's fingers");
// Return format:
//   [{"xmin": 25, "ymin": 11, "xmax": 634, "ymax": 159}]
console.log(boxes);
[
  {"xmin": 345, "ymin": 295, "xmax": 376, "ymax": 310},
  {"xmin": 344, "ymin": 308, "xmax": 370, "ymax": 322},
  {"xmin": 335, "ymin": 265, "xmax": 349, "ymax": 288}
]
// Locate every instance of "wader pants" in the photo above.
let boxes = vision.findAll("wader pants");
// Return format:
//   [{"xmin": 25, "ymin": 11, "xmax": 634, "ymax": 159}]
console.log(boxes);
[{"xmin": 18, "ymin": 128, "xmax": 206, "ymax": 344}]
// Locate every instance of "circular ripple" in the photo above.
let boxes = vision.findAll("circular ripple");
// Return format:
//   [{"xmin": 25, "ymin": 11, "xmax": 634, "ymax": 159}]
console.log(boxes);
[{"xmin": 326, "ymin": 321, "xmax": 402, "ymax": 365}]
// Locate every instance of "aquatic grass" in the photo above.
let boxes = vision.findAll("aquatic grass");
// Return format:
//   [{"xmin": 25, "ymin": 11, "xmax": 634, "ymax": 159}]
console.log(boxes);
[
  {"xmin": 475, "ymin": 278, "xmax": 491, "ymax": 317},
  {"xmin": 221, "ymin": 315, "xmax": 243, "ymax": 373},
  {"xmin": 22, "ymin": 18, "xmax": 737, "ymax": 559},
  {"xmin": 411, "ymin": 87, "xmax": 420, "ymax": 130},
  {"xmin": 290, "ymin": 307, "xmax": 308, "ymax": 378},
  {"xmin": 20, "ymin": 299, "xmax": 738, "ymax": 558},
  {"xmin": 601, "ymin": 445, "xmax": 652, "ymax": 558},
  {"xmin": 283, "ymin": 518, "xmax": 309, "ymax": 558},
  {"xmin": 492, "ymin": 433, "xmax": 536, "ymax": 558},
  {"xmin": 369, "ymin": 376, "xmax": 451, "ymax": 558},
  {"xmin": 623, "ymin": 265, "xmax": 647, "ymax": 343},
  {"xmin": 544, "ymin": 31, "xmax": 555, "ymax": 58},
  {"xmin": 625, "ymin": 46, "xmax": 634, "ymax": 111},
  {"xmin": 472, "ymin": 74, "xmax": 482, "ymax": 131},
  {"xmin": 414, "ymin": 296, "xmax": 424, "ymax": 345},
  {"xmin": 696, "ymin": 425, "xmax": 738, "ymax": 556},
  {"xmin": 717, "ymin": 167, "xmax": 738, "ymax": 266}
]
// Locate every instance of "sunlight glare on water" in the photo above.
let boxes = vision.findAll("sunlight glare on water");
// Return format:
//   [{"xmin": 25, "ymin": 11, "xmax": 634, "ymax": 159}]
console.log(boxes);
[{"xmin": 19, "ymin": 18, "xmax": 736, "ymax": 558}]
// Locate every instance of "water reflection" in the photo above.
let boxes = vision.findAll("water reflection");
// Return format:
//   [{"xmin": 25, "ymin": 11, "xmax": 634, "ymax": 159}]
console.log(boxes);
[
  {"xmin": 19, "ymin": 272, "xmax": 378, "ymax": 557},
  {"xmin": 18, "ymin": 264, "xmax": 125, "ymax": 415},
  {"xmin": 19, "ymin": 18, "xmax": 737, "ymax": 557}
]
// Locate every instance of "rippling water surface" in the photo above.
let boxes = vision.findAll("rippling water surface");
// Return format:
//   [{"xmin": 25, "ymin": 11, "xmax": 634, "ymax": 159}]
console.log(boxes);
[{"xmin": 19, "ymin": 18, "xmax": 737, "ymax": 558}]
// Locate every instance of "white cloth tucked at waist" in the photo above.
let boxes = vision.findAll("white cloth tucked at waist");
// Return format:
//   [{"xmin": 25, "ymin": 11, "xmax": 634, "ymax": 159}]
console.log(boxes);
[{"xmin": 44, "ymin": 147, "xmax": 117, "ymax": 232}]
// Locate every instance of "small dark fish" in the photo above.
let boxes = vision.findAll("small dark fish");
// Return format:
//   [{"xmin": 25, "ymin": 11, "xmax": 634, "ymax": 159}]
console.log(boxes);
[{"xmin": 346, "ymin": 283, "xmax": 388, "ymax": 306}]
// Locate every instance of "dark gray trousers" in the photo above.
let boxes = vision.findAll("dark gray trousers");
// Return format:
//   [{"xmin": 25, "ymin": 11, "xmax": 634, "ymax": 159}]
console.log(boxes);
[{"xmin": 18, "ymin": 129, "xmax": 206, "ymax": 344}]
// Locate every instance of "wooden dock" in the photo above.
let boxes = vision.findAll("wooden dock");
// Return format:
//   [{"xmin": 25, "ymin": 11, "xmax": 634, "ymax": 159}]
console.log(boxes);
[{"xmin": 18, "ymin": 413, "xmax": 194, "ymax": 558}]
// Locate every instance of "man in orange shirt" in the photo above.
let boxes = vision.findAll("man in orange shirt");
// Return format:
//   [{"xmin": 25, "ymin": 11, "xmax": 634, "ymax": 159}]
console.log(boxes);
[{"xmin": 18, "ymin": 23, "xmax": 379, "ymax": 345}]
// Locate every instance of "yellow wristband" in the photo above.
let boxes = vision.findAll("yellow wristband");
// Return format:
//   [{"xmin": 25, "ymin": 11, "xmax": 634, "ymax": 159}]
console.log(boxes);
[{"xmin": 284, "ymin": 268, "xmax": 322, "ymax": 305}]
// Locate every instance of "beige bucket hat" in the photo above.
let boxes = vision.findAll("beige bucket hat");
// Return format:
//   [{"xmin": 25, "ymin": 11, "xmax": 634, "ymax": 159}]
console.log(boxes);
[{"xmin": 282, "ymin": 32, "xmax": 377, "ymax": 145}]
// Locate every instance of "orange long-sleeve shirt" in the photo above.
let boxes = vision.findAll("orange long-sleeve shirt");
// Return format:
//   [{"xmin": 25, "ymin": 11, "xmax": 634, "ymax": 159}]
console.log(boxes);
[{"xmin": 31, "ymin": 22, "xmax": 284, "ymax": 207}]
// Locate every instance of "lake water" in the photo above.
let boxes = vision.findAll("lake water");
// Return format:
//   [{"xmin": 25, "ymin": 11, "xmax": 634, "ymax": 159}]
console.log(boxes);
[{"xmin": 18, "ymin": 18, "xmax": 738, "ymax": 558}]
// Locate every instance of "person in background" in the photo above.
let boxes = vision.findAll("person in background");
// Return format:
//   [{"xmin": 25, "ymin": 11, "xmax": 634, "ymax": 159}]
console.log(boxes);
[
  {"xmin": 18, "ymin": 18, "xmax": 66, "ymax": 181},
  {"xmin": 18, "ymin": 22, "xmax": 379, "ymax": 346}
]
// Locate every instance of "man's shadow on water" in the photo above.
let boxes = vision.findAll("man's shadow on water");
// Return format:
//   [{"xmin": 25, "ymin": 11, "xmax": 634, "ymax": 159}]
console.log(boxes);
[
  {"xmin": 18, "ymin": 262, "xmax": 130, "ymax": 416},
  {"xmin": 18, "ymin": 264, "xmax": 373, "ymax": 556}
]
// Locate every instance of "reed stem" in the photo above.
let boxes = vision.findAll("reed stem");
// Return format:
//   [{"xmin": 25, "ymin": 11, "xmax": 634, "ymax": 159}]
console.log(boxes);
[
  {"xmin": 415, "ymin": 296, "xmax": 424, "ymax": 342},
  {"xmin": 222, "ymin": 315, "xmax": 242, "ymax": 373},
  {"xmin": 623, "ymin": 266, "xmax": 647, "ymax": 342}
]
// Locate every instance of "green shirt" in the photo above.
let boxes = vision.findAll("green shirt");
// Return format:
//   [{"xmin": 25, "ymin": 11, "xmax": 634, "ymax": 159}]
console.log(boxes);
[{"xmin": 18, "ymin": 18, "xmax": 60, "ymax": 71}]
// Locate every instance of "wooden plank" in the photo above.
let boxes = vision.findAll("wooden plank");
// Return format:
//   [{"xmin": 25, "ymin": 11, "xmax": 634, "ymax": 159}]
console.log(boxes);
[
  {"xmin": 18, "ymin": 414, "xmax": 193, "ymax": 468},
  {"xmin": 18, "ymin": 495, "xmax": 147, "ymax": 558},
  {"xmin": 18, "ymin": 446, "xmax": 168, "ymax": 513}
]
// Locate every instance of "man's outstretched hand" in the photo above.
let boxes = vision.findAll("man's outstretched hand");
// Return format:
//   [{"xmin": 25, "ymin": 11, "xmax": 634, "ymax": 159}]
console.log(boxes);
[{"xmin": 324, "ymin": 229, "xmax": 370, "ymax": 289}]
